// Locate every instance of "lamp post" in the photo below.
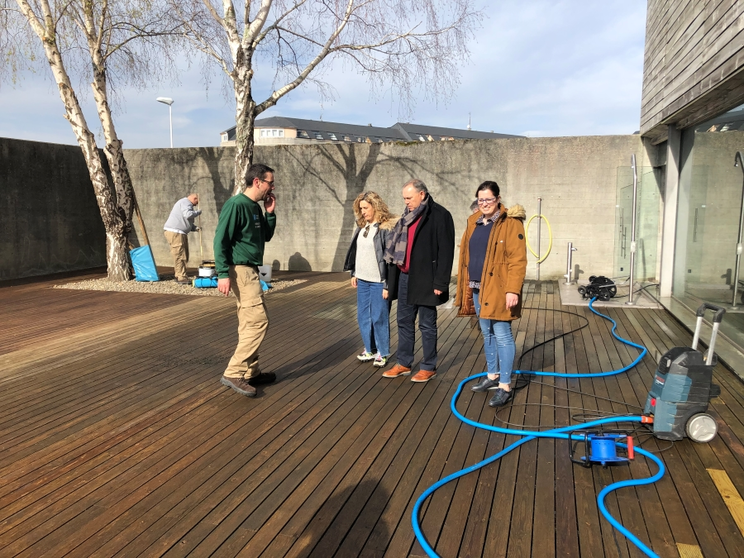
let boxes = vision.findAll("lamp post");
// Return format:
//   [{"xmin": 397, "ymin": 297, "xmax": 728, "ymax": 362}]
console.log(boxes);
[{"xmin": 156, "ymin": 97, "xmax": 174, "ymax": 147}]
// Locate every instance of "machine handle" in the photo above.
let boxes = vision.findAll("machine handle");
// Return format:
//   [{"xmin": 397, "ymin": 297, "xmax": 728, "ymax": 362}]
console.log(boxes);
[
  {"xmin": 692, "ymin": 303, "xmax": 726, "ymax": 364},
  {"xmin": 695, "ymin": 303, "xmax": 726, "ymax": 324}
]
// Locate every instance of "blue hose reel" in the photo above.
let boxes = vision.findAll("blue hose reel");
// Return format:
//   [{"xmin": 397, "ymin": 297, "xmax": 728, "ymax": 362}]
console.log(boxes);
[{"xmin": 569, "ymin": 431, "xmax": 634, "ymax": 468}]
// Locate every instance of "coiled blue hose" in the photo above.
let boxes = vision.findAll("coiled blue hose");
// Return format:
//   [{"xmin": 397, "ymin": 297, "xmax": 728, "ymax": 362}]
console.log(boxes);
[{"xmin": 411, "ymin": 299, "xmax": 664, "ymax": 558}]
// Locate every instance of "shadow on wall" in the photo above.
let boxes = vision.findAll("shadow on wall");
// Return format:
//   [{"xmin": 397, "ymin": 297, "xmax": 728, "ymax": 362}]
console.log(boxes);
[
  {"xmin": 288, "ymin": 252, "xmax": 312, "ymax": 271},
  {"xmin": 191, "ymin": 147, "xmax": 234, "ymax": 213},
  {"xmin": 574, "ymin": 263, "xmax": 584, "ymax": 283},
  {"xmin": 285, "ymin": 142, "xmax": 467, "ymax": 272},
  {"xmin": 287, "ymin": 143, "xmax": 383, "ymax": 271}
]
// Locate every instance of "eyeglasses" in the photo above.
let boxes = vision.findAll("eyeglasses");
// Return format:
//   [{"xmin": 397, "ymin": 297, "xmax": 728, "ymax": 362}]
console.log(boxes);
[
  {"xmin": 477, "ymin": 197, "xmax": 497, "ymax": 206},
  {"xmin": 261, "ymin": 179, "xmax": 274, "ymax": 186},
  {"xmin": 363, "ymin": 224, "xmax": 371, "ymax": 238}
]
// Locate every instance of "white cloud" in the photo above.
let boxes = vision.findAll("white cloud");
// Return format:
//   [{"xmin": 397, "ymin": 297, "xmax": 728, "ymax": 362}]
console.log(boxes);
[{"xmin": 0, "ymin": 0, "xmax": 648, "ymax": 147}]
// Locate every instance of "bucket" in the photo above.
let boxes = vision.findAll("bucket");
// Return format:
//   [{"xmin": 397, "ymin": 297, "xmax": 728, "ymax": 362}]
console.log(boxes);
[
  {"xmin": 198, "ymin": 267, "xmax": 216, "ymax": 277},
  {"xmin": 258, "ymin": 265, "xmax": 272, "ymax": 282}
]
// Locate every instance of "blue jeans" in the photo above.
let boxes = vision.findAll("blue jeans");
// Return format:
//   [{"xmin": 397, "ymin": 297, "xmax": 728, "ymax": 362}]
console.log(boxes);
[
  {"xmin": 357, "ymin": 279, "xmax": 391, "ymax": 357},
  {"xmin": 473, "ymin": 290, "xmax": 515, "ymax": 384},
  {"xmin": 396, "ymin": 272, "xmax": 438, "ymax": 370}
]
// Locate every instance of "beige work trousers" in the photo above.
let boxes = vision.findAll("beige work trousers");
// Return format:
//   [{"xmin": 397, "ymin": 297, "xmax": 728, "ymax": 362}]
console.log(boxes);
[
  {"xmin": 164, "ymin": 230, "xmax": 189, "ymax": 280},
  {"xmin": 224, "ymin": 264, "xmax": 269, "ymax": 379}
]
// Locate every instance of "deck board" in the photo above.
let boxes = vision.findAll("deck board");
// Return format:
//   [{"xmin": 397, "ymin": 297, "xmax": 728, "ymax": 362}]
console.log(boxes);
[{"xmin": 2, "ymin": 274, "xmax": 744, "ymax": 557}]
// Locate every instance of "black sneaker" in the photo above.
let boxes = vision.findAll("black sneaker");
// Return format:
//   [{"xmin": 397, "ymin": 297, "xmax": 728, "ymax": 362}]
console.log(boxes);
[
  {"xmin": 488, "ymin": 388, "xmax": 513, "ymax": 407},
  {"xmin": 471, "ymin": 376, "xmax": 500, "ymax": 392},
  {"xmin": 247, "ymin": 372, "xmax": 276, "ymax": 386},
  {"xmin": 220, "ymin": 375, "xmax": 257, "ymax": 397}
]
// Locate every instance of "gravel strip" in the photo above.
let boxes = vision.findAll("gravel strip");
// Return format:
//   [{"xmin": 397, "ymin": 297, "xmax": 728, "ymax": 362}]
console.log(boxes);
[{"xmin": 54, "ymin": 276, "xmax": 306, "ymax": 297}]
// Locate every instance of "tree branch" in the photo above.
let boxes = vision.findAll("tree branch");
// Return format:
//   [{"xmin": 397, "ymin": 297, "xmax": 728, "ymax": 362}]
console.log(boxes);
[{"xmin": 255, "ymin": 0, "xmax": 354, "ymax": 114}]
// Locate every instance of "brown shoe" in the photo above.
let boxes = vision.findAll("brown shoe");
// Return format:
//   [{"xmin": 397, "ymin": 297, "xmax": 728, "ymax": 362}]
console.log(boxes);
[
  {"xmin": 411, "ymin": 370, "xmax": 437, "ymax": 383},
  {"xmin": 382, "ymin": 364, "xmax": 412, "ymax": 378},
  {"xmin": 220, "ymin": 375, "xmax": 257, "ymax": 397}
]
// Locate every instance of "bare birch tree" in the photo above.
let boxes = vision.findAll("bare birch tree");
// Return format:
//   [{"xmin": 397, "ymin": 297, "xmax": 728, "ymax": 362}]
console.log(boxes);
[
  {"xmin": 1, "ymin": 0, "xmax": 181, "ymax": 280},
  {"xmin": 171, "ymin": 0, "xmax": 481, "ymax": 193}
]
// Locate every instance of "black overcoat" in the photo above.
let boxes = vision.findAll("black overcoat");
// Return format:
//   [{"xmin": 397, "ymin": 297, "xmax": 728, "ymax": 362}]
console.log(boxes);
[{"xmin": 387, "ymin": 197, "xmax": 455, "ymax": 307}]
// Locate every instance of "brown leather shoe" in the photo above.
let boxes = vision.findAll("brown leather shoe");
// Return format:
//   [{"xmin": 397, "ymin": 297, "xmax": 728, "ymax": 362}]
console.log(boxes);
[
  {"xmin": 382, "ymin": 364, "xmax": 412, "ymax": 378},
  {"xmin": 220, "ymin": 375, "xmax": 257, "ymax": 397},
  {"xmin": 411, "ymin": 370, "xmax": 437, "ymax": 383}
]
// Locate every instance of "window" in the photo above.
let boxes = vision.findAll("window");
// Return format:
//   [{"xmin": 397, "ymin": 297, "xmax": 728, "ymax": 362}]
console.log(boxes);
[
  {"xmin": 329, "ymin": 133, "xmax": 338, "ymax": 141},
  {"xmin": 315, "ymin": 132, "xmax": 324, "ymax": 140}
]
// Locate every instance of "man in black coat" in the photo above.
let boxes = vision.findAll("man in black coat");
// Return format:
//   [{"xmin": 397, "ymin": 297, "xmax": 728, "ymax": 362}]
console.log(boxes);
[{"xmin": 382, "ymin": 179, "xmax": 455, "ymax": 382}]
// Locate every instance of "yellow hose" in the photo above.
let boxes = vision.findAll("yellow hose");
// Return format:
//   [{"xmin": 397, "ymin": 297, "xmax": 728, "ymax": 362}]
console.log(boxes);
[{"xmin": 525, "ymin": 214, "xmax": 552, "ymax": 263}]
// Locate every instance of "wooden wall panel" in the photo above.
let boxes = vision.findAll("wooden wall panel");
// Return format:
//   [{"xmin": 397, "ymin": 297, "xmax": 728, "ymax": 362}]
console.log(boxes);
[{"xmin": 640, "ymin": 0, "xmax": 744, "ymax": 144}]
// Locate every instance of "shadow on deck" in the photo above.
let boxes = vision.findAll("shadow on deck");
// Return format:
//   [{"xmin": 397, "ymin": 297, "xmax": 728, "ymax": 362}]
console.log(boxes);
[{"xmin": 1, "ymin": 272, "xmax": 744, "ymax": 558}]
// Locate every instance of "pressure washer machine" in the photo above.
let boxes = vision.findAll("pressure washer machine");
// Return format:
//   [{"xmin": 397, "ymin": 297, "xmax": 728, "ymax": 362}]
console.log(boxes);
[
  {"xmin": 643, "ymin": 303, "xmax": 724, "ymax": 443},
  {"xmin": 578, "ymin": 276, "xmax": 617, "ymax": 301}
]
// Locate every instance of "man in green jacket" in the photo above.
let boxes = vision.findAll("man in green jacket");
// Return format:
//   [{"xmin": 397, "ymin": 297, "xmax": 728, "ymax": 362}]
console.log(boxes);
[{"xmin": 214, "ymin": 163, "xmax": 277, "ymax": 397}]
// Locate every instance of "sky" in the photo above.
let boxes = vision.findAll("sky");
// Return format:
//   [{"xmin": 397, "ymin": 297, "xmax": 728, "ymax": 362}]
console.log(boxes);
[{"xmin": 0, "ymin": 1, "xmax": 648, "ymax": 149}]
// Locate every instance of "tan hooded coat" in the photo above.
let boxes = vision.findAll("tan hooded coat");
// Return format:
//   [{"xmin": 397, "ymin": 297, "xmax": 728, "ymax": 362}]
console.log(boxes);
[{"xmin": 455, "ymin": 203, "xmax": 527, "ymax": 321}]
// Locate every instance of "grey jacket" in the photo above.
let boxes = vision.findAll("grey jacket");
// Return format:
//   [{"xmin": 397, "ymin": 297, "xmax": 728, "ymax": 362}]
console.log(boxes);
[
  {"xmin": 343, "ymin": 220, "xmax": 396, "ymax": 289},
  {"xmin": 164, "ymin": 197, "xmax": 202, "ymax": 234}
]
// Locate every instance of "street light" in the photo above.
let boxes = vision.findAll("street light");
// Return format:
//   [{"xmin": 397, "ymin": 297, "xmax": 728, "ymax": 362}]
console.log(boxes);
[{"xmin": 156, "ymin": 97, "xmax": 174, "ymax": 148}]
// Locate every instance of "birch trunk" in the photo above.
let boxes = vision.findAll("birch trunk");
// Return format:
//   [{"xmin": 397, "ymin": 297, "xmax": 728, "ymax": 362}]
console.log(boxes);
[
  {"xmin": 233, "ymin": 92, "xmax": 256, "ymax": 194},
  {"xmin": 85, "ymin": 6, "xmax": 136, "ymax": 233},
  {"xmin": 15, "ymin": 0, "xmax": 132, "ymax": 281}
]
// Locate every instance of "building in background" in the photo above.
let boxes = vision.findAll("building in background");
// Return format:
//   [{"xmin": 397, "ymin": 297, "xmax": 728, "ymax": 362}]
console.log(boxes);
[
  {"xmin": 219, "ymin": 116, "xmax": 521, "ymax": 146},
  {"xmin": 640, "ymin": 0, "xmax": 744, "ymax": 365}
]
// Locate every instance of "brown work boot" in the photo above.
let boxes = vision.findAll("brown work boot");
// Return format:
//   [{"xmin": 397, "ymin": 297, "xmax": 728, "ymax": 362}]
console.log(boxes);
[
  {"xmin": 411, "ymin": 370, "xmax": 437, "ymax": 383},
  {"xmin": 382, "ymin": 364, "xmax": 412, "ymax": 378},
  {"xmin": 220, "ymin": 375, "xmax": 257, "ymax": 397}
]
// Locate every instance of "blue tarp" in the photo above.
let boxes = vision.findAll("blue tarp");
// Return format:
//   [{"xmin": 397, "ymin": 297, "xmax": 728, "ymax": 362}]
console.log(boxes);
[
  {"xmin": 193, "ymin": 277, "xmax": 272, "ymax": 290},
  {"xmin": 194, "ymin": 276, "xmax": 217, "ymax": 288},
  {"xmin": 130, "ymin": 245, "xmax": 159, "ymax": 282}
]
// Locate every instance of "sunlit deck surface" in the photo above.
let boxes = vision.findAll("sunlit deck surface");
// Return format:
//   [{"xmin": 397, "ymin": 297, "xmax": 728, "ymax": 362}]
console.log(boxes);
[{"xmin": 2, "ymin": 271, "xmax": 744, "ymax": 558}]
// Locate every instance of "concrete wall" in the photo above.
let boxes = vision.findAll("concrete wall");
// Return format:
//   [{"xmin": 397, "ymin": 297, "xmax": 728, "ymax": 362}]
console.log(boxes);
[
  {"xmin": 0, "ymin": 137, "xmax": 106, "ymax": 280},
  {"xmin": 641, "ymin": 0, "xmax": 744, "ymax": 144},
  {"xmin": 126, "ymin": 135, "xmax": 653, "ymax": 281}
]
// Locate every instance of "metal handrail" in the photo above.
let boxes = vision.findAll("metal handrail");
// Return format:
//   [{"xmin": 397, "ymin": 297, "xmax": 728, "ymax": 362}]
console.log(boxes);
[
  {"xmin": 626, "ymin": 154, "xmax": 638, "ymax": 306},
  {"xmin": 732, "ymin": 152, "xmax": 744, "ymax": 309}
]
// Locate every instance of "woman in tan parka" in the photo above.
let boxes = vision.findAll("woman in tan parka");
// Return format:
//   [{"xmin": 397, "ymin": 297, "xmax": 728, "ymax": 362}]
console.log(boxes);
[{"xmin": 455, "ymin": 181, "xmax": 527, "ymax": 407}]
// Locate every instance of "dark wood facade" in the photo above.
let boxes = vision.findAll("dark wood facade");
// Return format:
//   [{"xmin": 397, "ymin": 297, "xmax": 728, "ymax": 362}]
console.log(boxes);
[{"xmin": 641, "ymin": 0, "xmax": 744, "ymax": 144}]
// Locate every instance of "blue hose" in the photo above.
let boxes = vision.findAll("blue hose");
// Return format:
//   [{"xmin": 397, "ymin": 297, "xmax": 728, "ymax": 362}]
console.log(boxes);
[{"xmin": 411, "ymin": 299, "xmax": 663, "ymax": 558}]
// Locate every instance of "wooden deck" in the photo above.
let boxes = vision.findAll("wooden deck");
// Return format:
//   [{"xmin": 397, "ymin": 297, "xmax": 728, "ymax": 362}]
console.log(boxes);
[{"xmin": 2, "ymin": 272, "xmax": 744, "ymax": 558}]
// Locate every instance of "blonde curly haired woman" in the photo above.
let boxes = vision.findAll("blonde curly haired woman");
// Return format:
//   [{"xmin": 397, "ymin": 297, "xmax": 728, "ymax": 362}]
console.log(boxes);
[{"xmin": 343, "ymin": 191, "xmax": 397, "ymax": 367}]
